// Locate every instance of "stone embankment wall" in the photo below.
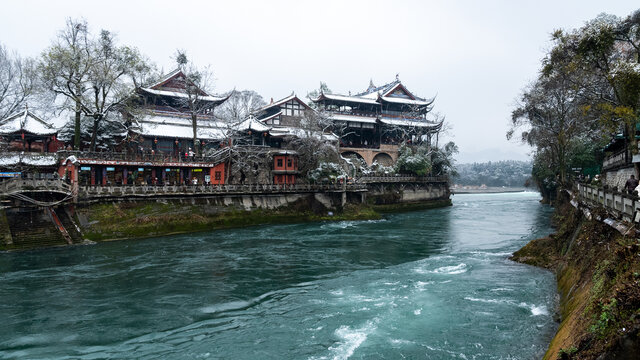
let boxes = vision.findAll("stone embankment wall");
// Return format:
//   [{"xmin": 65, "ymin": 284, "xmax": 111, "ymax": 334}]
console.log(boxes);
[
  {"xmin": 604, "ymin": 166, "xmax": 636, "ymax": 190},
  {"xmin": 72, "ymin": 191, "xmax": 372, "ymax": 242},
  {"xmin": 2, "ymin": 182, "xmax": 451, "ymax": 250},
  {"xmin": 366, "ymin": 182, "xmax": 450, "ymax": 205},
  {"xmin": 511, "ymin": 193, "xmax": 640, "ymax": 359}
]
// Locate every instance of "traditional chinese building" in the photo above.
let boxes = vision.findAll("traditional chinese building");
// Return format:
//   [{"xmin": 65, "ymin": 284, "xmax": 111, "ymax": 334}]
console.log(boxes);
[
  {"xmin": 311, "ymin": 76, "xmax": 442, "ymax": 166},
  {"xmin": 55, "ymin": 70, "xmax": 237, "ymax": 188},
  {"xmin": 0, "ymin": 108, "xmax": 62, "ymax": 180},
  {"xmin": 271, "ymin": 150, "xmax": 298, "ymax": 184},
  {"xmin": 58, "ymin": 151, "xmax": 227, "ymax": 187},
  {"xmin": 0, "ymin": 108, "xmax": 62, "ymax": 153},
  {"xmin": 255, "ymin": 93, "xmax": 337, "ymax": 147},
  {"xmin": 131, "ymin": 69, "xmax": 232, "ymax": 156}
]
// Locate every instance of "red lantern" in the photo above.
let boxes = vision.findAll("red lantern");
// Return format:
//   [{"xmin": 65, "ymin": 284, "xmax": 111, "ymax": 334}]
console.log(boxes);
[
  {"xmin": 154, "ymin": 138, "xmax": 158, "ymax": 144},
  {"xmin": 263, "ymin": 132, "xmax": 268, "ymax": 137},
  {"xmin": 21, "ymin": 132, "xmax": 25, "ymax": 140},
  {"xmin": 175, "ymin": 139, "xmax": 179, "ymax": 145}
]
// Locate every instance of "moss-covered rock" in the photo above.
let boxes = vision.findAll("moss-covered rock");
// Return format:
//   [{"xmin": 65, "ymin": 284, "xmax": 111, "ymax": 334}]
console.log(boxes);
[{"xmin": 74, "ymin": 197, "xmax": 387, "ymax": 242}]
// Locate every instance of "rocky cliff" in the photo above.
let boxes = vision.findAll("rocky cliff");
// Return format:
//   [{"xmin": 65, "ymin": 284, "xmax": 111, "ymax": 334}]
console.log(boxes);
[{"xmin": 512, "ymin": 193, "xmax": 640, "ymax": 359}]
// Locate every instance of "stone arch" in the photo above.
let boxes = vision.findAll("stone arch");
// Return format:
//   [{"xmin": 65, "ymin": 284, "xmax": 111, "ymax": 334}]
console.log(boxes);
[
  {"xmin": 341, "ymin": 151, "xmax": 366, "ymax": 165},
  {"xmin": 372, "ymin": 152, "xmax": 394, "ymax": 166}
]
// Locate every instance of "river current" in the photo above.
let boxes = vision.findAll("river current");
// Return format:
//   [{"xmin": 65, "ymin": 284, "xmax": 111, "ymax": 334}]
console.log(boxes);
[{"xmin": 0, "ymin": 192, "xmax": 557, "ymax": 359}]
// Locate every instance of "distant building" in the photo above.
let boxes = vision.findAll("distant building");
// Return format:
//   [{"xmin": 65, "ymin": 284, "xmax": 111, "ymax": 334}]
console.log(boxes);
[
  {"xmin": 601, "ymin": 129, "xmax": 639, "ymax": 190},
  {"xmin": 311, "ymin": 76, "xmax": 442, "ymax": 166}
]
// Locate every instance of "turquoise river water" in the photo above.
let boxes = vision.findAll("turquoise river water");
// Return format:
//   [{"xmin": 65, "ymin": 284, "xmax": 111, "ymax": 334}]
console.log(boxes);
[{"xmin": 0, "ymin": 192, "xmax": 558, "ymax": 359}]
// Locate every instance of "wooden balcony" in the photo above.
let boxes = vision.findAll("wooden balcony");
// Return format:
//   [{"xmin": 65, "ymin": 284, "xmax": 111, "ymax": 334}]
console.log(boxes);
[{"xmin": 602, "ymin": 149, "xmax": 631, "ymax": 171}]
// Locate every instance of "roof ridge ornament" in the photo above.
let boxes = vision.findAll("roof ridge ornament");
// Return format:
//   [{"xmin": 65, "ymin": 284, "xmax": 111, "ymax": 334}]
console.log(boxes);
[
  {"xmin": 396, "ymin": 73, "xmax": 400, "ymax": 82},
  {"xmin": 367, "ymin": 79, "xmax": 376, "ymax": 92}
]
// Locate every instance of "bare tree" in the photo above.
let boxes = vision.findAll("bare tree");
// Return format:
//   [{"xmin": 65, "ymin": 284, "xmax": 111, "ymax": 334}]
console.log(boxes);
[
  {"xmin": 40, "ymin": 19, "xmax": 154, "ymax": 151},
  {"xmin": 39, "ymin": 18, "xmax": 92, "ymax": 150},
  {"xmin": 173, "ymin": 50, "xmax": 216, "ymax": 156},
  {"xmin": 0, "ymin": 43, "xmax": 36, "ymax": 120},
  {"xmin": 218, "ymin": 90, "xmax": 265, "ymax": 123}
]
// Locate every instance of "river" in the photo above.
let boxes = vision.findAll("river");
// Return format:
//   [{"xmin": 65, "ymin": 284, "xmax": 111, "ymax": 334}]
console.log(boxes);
[{"xmin": 0, "ymin": 192, "xmax": 557, "ymax": 359}]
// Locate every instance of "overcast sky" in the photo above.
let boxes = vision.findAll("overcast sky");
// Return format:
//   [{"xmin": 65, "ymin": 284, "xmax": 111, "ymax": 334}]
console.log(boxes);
[{"xmin": 1, "ymin": 0, "xmax": 638, "ymax": 163}]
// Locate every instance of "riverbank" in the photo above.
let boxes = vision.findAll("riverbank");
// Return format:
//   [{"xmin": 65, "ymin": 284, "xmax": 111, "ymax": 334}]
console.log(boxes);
[
  {"xmin": 511, "ymin": 192, "xmax": 640, "ymax": 359},
  {"xmin": 76, "ymin": 197, "xmax": 452, "ymax": 242},
  {"xmin": 1, "ymin": 187, "xmax": 452, "ymax": 250}
]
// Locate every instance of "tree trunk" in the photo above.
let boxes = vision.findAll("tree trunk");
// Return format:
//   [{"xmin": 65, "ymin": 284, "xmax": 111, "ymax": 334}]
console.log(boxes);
[
  {"xmin": 191, "ymin": 113, "xmax": 199, "ymax": 156},
  {"xmin": 74, "ymin": 101, "xmax": 81, "ymax": 150},
  {"xmin": 89, "ymin": 118, "xmax": 100, "ymax": 152}
]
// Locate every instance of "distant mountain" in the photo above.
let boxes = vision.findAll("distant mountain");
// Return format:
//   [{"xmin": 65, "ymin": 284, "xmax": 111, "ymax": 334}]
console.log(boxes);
[{"xmin": 454, "ymin": 160, "xmax": 532, "ymax": 187}]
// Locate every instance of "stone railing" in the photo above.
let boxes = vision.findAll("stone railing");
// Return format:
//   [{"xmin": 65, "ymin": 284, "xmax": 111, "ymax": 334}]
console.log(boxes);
[
  {"xmin": 78, "ymin": 183, "xmax": 367, "ymax": 199},
  {"xmin": 576, "ymin": 183, "xmax": 640, "ymax": 223},
  {"xmin": 357, "ymin": 175, "xmax": 448, "ymax": 184},
  {"xmin": 0, "ymin": 179, "xmax": 72, "ymax": 196}
]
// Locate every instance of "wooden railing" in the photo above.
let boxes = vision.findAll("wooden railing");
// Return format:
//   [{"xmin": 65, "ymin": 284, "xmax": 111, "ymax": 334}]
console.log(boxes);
[{"xmin": 602, "ymin": 149, "xmax": 631, "ymax": 171}]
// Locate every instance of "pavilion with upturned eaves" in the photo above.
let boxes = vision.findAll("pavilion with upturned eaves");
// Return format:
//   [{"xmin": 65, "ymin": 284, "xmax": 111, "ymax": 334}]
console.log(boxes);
[
  {"xmin": 0, "ymin": 108, "xmax": 62, "ymax": 180},
  {"xmin": 132, "ymin": 69, "xmax": 232, "ymax": 156},
  {"xmin": 311, "ymin": 76, "xmax": 442, "ymax": 166}
]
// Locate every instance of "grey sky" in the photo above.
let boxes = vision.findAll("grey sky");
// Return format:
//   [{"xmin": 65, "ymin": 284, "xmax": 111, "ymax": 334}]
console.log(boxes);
[{"xmin": 1, "ymin": 0, "xmax": 638, "ymax": 163}]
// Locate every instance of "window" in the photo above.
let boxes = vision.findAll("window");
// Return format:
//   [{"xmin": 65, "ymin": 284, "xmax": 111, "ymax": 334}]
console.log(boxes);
[
  {"xmin": 287, "ymin": 158, "xmax": 292, "ymax": 168},
  {"xmin": 281, "ymin": 101, "xmax": 304, "ymax": 117},
  {"xmin": 215, "ymin": 171, "xmax": 221, "ymax": 181},
  {"xmin": 277, "ymin": 158, "xmax": 283, "ymax": 167}
]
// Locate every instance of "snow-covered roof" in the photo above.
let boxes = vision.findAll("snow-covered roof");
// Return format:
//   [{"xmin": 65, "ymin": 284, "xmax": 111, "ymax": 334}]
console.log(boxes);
[
  {"xmin": 313, "ymin": 93, "xmax": 380, "ymax": 105},
  {"xmin": 268, "ymin": 126, "xmax": 338, "ymax": 142},
  {"xmin": 139, "ymin": 69, "xmax": 230, "ymax": 105},
  {"xmin": 135, "ymin": 113, "xmax": 273, "ymax": 140},
  {"xmin": 379, "ymin": 118, "xmax": 441, "ymax": 129},
  {"xmin": 257, "ymin": 110, "xmax": 282, "ymax": 123},
  {"xmin": 139, "ymin": 88, "xmax": 228, "ymax": 104},
  {"xmin": 380, "ymin": 96, "xmax": 434, "ymax": 106},
  {"xmin": 356, "ymin": 79, "xmax": 400, "ymax": 97},
  {"xmin": 234, "ymin": 116, "xmax": 270, "ymax": 132},
  {"xmin": 0, "ymin": 109, "xmax": 57, "ymax": 136},
  {"xmin": 146, "ymin": 68, "xmax": 182, "ymax": 89},
  {"xmin": 328, "ymin": 113, "xmax": 378, "ymax": 123},
  {"xmin": 136, "ymin": 120, "xmax": 227, "ymax": 140},
  {"xmin": 0, "ymin": 152, "xmax": 58, "ymax": 167},
  {"xmin": 314, "ymin": 78, "xmax": 434, "ymax": 108},
  {"xmin": 140, "ymin": 114, "xmax": 223, "ymax": 128}
]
